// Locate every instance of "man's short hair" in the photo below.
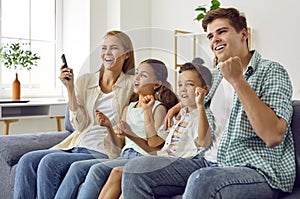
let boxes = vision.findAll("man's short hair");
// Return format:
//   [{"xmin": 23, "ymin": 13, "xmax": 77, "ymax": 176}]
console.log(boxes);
[{"xmin": 202, "ymin": 7, "xmax": 247, "ymax": 33}]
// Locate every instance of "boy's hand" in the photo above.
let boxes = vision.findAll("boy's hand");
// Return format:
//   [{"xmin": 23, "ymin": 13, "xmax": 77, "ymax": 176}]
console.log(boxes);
[
  {"xmin": 195, "ymin": 87, "xmax": 207, "ymax": 107},
  {"xmin": 96, "ymin": 110, "xmax": 112, "ymax": 128},
  {"xmin": 163, "ymin": 103, "xmax": 181, "ymax": 130}
]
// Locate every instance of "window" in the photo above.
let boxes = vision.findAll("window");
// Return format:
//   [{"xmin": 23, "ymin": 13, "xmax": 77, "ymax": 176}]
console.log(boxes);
[{"xmin": 0, "ymin": 0, "xmax": 63, "ymax": 98}]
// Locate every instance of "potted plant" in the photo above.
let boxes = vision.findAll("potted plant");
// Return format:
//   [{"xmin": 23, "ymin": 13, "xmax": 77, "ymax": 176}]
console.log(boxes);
[
  {"xmin": 194, "ymin": 0, "xmax": 221, "ymax": 66},
  {"xmin": 194, "ymin": 0, "xmax": 221, "ymax": 21},
  {"xmin": 0, "ymin": 43, "xmax": 40, "ymax": 100}
]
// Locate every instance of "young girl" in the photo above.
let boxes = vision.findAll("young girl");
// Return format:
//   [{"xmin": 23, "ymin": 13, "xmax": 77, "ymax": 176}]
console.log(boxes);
[
  {"xmin": 98, "ymin": 62, "xmax": 215, "ymax": 199},
  {"xmin": 54, "ymin": 59, "xmax": 178, "ymax": 199}
]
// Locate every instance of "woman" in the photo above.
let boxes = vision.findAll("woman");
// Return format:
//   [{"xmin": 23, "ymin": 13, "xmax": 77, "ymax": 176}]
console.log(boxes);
[{"xmin": 13, "ymin": 30, "xmax": 135, "ymax": 199}]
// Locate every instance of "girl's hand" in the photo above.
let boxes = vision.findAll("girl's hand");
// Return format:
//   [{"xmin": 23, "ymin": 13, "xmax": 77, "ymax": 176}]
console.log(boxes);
[
  {"xmin": 96, "ymin": 110, "xmax": 112, "ymax": 128},
  {"xmin": 116, "ymin": 120, "xmax": 135, "ymax": 137},
  {"xmin": 141, "ymin": 95, "xmax": 155, "ymax": 110}
]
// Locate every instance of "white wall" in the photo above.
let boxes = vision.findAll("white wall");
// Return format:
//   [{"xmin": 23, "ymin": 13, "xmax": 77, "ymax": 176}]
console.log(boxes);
[
  {"xmin": 62, "ymin": 0, "xmax": 90, "ymax": 78},
  {"xmin": 120, "ymin": 0, "xmax": 152, "ymax": 65}
]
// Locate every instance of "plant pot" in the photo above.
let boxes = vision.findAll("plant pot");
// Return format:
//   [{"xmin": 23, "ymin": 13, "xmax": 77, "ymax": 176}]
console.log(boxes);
[{"xmin": 12, "ymin": 73, "xmax": 21, "ymax": 100}]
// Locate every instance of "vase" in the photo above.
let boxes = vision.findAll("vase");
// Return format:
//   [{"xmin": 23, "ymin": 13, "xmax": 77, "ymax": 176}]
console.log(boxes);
[{"xmin": 12, "ymin": 73, "xmax": 21, "ymax": 100}]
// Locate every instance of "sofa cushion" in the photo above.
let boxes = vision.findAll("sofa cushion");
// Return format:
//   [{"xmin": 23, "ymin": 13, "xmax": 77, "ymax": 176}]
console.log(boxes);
[{"xmin": 0, "ymin": 131, "xmax": 70, "ymax": 166}]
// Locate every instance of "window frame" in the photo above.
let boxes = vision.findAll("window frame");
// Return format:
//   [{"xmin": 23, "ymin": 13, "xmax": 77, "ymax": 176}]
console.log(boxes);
[{"xmin": 0, "ymin": 0, "xmax": 64, "ymax": 99}]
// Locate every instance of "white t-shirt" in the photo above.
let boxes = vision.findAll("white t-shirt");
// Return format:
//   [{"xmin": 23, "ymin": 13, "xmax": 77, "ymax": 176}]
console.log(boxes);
[
  {"xmin": 79, "ymin": 92, "xmax": 118, "ymax": 152},
  {"xmin": 157, "ymin": 108, "xmax": 200, "ymax": 158},
  {"xmin": 205, "ymin": 78, "xmax": 234, "ymax": 163}
]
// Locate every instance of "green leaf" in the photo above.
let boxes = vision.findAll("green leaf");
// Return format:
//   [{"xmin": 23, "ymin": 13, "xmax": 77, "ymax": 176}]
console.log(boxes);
[
  {"xmin": 194, "ymin": 0, "xmax": 221, "ymax": 21},
  {"xmin": 211, "ymin": 0, "xmax": 221, "ymax": 5},
  {"xmin": 210, "ymin": 4, "xmax": 220, "ymax": 10},
  {"xmin": 195, "ymin": 13, "xmax": 205, "ymax": 21},
  {"xmin": 195, "ymin": 6, "xmax": 207, "ymax": 12}
]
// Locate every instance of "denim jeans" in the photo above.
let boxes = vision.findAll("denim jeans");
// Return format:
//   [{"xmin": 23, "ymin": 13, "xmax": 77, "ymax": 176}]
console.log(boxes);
[
  {"xmin": 13, "ymin": 147, "xmax": 108, "ymax": 199},
  {"xmin": 183, "ymin": 166, "xmax": 279, "ymax": 199},
  {"xmin": 76, "ymin": 148, "xmax": 143, "ymax": 199},
  {"xmin": 54, "ymin": 158, "xmax": 108, "ymax": 199},
  {"xmin": 122, "ymin": 156, "xmax": 278, "ymax": 199}
]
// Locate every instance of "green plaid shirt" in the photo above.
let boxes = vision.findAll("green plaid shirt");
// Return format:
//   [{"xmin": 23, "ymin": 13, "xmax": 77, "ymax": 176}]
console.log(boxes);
[{"xmin": 207, "ymin": 51, "xmax": 295, "ymax": 192}]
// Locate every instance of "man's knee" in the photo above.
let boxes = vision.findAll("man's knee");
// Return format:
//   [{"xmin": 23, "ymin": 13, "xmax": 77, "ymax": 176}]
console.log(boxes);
[
  {"xmin": 184, "ymin": 168, "xmax": 226, "ymax": 198},
  {"xmin": 187, "ymin": 167, "xmax": 219, "ymax": 188},
  {"xmin": 185, "ymin": 167, "xmax": 271, "ymax": 199}
]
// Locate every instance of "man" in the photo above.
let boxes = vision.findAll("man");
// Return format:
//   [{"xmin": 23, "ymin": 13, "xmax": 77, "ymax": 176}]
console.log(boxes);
[{"xmin": 122, "ymin": 8, "xmax": 295, "ymax": 199}]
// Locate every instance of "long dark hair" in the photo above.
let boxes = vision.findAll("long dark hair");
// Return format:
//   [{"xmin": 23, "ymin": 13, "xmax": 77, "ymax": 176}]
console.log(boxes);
[{"xmin": 130, "ymin": 59, "xmax": 179, "ymax": 111}]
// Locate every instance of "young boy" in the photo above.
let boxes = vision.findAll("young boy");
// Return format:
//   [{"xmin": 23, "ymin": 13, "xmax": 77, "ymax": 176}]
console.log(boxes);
[{"xmin": 98, "ymin": 62, "xmax": 216, "ymax": 199}]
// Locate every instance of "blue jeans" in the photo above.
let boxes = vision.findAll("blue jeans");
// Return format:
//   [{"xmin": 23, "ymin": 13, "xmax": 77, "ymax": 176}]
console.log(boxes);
[
  {"xmin": 183, "ymin": 166, "xmax": 279, "ymax": 199},
  {"xmin": 122, "ymin": 156, "xmax": 279, "ymax": 199},
  {"xmin": 13, "ymin": 147, "xmax": 108, "ymax": 199},
  {"xmin": 54, "ymin": 158, "xmax": 109, "ymax": 199},
  {"xmin": 76, "ymin": 148, "xmax": 143, "ymax": 199}
]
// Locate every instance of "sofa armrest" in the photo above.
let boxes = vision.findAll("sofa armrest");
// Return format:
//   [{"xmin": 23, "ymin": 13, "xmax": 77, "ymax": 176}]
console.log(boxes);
[{"xmin": 0, "ymin": 131, "xmax": 71, "ymax": 167}]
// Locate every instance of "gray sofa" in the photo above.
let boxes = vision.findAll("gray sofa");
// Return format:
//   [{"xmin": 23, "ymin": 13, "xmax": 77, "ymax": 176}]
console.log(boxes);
[{"xmin": 0, "ymin": 101, "xmax": 300, "ymax": 199}]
